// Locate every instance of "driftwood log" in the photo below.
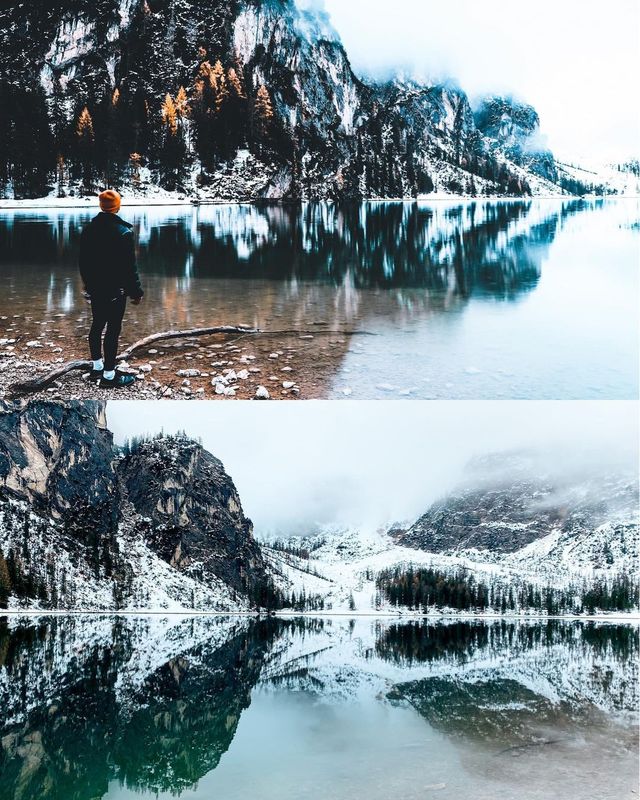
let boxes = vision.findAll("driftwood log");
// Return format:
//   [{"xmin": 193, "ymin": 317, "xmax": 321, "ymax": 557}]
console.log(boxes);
[{"xmin": 9, "ymin": 325, "xmax": 374, "ymax": 395}]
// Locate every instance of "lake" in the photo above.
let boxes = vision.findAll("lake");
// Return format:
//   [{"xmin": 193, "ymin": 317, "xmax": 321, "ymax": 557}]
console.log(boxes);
[
  {"xmin": 0, "ymin": 199, "xmax": 638, "ymax": 399},
  {"xmin": 0, "ymin": 615, "xmax": 637, "ymax": 799}
]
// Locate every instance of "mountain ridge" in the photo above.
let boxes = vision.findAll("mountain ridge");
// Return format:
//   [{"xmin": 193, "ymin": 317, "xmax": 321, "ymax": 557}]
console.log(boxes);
[
  {"xmin": 0, "ymin": 400, "xmax": 637, "ymax": 613},
  {"xmin": 1, "ymin": 0, "xmax": 629, "ymax": 200}
]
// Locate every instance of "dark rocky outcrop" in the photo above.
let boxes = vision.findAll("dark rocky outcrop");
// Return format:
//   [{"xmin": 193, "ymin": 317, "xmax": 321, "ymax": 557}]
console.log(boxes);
[
  {"xmin": 116, "ymin": 436, "xmax": 268, "ymax": 594},
  {"xmin": 0, "ymin": 401, "xmax": 271, "ymax": 609},
  {"xmin": 0, "ymin": 400, "xmax": 118, "ymax": 533}
]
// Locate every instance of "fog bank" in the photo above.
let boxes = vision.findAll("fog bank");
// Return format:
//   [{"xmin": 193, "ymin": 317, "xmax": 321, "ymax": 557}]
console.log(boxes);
[
  {"xmin": 108, "ymin": 401, "xmax": 638, "ymax": 536},
  {"xmin": 305, "ymin": 0, "xmax": 640, "ymax": 161}
]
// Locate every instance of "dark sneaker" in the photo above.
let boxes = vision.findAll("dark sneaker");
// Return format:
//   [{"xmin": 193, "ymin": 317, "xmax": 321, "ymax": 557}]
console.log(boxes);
[
  {"xmin": 99, "ymin": 371, "xmax": 136, "ymax": 389},
  {"xmin": 88, "ymin": 369, "xmax": 103, "ymax": 381}
]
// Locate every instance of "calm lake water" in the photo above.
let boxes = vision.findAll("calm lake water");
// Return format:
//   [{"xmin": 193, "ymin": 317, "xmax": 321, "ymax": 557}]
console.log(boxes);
[
  {"xmin": 0, "ymin": 616, "xmax": 637, "ymax": 800},
  {"xmin": 0, "ymin": 199, "xmax": 637, "ymax": 399}
]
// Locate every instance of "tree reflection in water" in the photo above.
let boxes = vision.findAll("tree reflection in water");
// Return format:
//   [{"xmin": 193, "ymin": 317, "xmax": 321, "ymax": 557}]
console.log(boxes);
[{"xmin": 0, "ymin": 616, "xmax": 636, "ymax": 799}]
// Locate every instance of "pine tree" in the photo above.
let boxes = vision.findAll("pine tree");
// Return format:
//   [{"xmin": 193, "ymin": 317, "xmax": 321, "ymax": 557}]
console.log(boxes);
[
  {"xmin": 0, "ymin": 549, "xmax": 11, "ymax": 609},
  {"xmin": 102, "ymin": 87, "xmax": 126, "ymax": 186},
  {"xmin": 227, "ymin": 67, "xmax": 248, "ymax": 149},
  {"xmin": 56, "ymin": 154, "xmax": 66, "ymax": 199},
  {"xmin": 159, "ymin": 93, "xmax": 186, "ymax": 189},
  {"xmin": 5, "ymin": 84, "xmax": 55, "ymax": 198},
  {"xmin": 129, "ymin": 152, "xmax": 142, "ymax": 186}
]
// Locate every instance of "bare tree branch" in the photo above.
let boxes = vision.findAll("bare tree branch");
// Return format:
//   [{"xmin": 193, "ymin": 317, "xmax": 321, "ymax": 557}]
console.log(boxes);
[{"xmin": 9, "ymin": 325, "xmax": 374, "ymax": 395}]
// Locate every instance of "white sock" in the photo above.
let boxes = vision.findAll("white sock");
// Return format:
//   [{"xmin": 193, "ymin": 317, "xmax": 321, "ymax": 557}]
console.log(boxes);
[
  {"xmin": 93, "ymin": 359, "xmax": 104, "ymax": 371},
  {"xmin": 103, "ymin": 370, "xmax": 116, "ymax": 380}
]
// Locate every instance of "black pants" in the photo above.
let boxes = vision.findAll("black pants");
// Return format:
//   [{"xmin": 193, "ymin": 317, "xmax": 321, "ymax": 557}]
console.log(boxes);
[{"xmin": 89, "ymin": 295, "xmax": 127, "ymax": 371}]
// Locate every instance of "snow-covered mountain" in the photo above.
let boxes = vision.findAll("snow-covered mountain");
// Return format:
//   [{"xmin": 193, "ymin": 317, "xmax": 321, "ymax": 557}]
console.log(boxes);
[
  {"xmin": 397, "ymin": 452, "xmax": 637, "ymax": 560},
  {"xmin": 0, "ymin": 0, "xmax": 628, "ymax": 201},
  {"xmin": 0, "ymin": 402, "xmax": 637, "ymax": 614},
  {"xmin": 263, "ymin": 454, "xmax": 639, "ymax": 615},
  {"xmin": 0, "ymin": 400, "xmax": 275, "ymax": 611}
]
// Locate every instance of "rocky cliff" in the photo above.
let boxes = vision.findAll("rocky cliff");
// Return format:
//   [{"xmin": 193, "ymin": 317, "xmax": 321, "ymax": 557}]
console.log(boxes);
[
  {"xmin": 393, "ymin": 452, "xmax": 638, "ymax": 568},
  {"xmin": 474, "ymin": 96, "xmax": 558, "ymax": 183},
  {"xmin": 0, "ymin": 399, "xmax": 117, "ymax": 528},
  {"xmin": 0, "ymin": 0, "xmax": 576, "ymax": 200},
  {"xmin": 0, "ymin": 400, "xmax": 273, "ymax": 610},
  {"xmin": 117, "ymin": 435, "xmax": 267, "ymax": 595}
]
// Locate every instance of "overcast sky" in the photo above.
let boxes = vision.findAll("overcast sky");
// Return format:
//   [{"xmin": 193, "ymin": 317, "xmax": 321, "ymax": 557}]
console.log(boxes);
[
  {"xmin": 107, "ymin": 401, "xmax": 637, "ymax": 537},
  {"xmin": 300, "ymin": 0, "xmax": 640, "ymax": 162}
]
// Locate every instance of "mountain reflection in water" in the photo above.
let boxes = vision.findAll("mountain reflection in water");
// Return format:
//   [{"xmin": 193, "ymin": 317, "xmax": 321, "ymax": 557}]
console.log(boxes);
[
  {"xmin": 0, "ymin": 616, "xmax": 637, "ymax": 800},
  {"xmin": 0, "ymin": 200, "xmax": 564, "ymax": 294},
  {"xmin": 0, "ymin": 199, "xmax": 637, "ymax": 398}
]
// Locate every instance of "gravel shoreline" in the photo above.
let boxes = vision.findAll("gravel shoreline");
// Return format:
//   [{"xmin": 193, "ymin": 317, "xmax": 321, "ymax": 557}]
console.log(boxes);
[{"xmin": 0, "ymin": 334, "xmax": 342, "ymax": 401}]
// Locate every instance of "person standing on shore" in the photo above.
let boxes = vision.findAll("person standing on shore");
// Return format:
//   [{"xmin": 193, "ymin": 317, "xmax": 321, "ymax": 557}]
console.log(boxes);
[{"xmin": 79, "ymin": 190, "xmax": 144, "ymax": 388}]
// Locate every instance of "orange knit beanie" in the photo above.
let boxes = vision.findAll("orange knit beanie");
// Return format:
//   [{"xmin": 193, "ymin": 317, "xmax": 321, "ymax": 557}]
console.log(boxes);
[{"xmin": 99, "ymin": 189, "xmax": 121, "ymax": 214}]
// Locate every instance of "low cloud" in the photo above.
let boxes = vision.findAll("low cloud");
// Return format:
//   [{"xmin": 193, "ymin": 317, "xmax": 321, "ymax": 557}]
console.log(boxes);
[
  {"xmin": 320, "ymin": 0, "xmax": 640, "ymax": 161},
  {"xmin": 108, "ymin": 401, "xmax": 638, "ymax": 536}
]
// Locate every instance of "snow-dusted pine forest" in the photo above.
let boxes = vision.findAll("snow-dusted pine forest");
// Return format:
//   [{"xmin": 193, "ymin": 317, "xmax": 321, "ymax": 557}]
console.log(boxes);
[{"xmin": 1, "ymin": 0, "xmax": 636, "ymax": 201}]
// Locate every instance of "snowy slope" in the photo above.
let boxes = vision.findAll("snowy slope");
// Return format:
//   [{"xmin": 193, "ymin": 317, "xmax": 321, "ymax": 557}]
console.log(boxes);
[{"xmin": 263, "ymin": 516, "xmax": 639, "ymax": 615}]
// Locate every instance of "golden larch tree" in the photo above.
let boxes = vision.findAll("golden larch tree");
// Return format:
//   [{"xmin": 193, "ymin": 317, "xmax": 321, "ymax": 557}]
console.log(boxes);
[
  {"xmin": 227, "ymin": 67, "xmax": 246, "ymax": 99},
  {"xmin": 161, "ymin": 93, "xmax": 178, "ymax": 135},
  {"xmin": 194, "ymin": 60, "xmax": 212, "ymax": 101},
  {"xmin": 76, "ymin": 106, "xmax": 94, "ymax": 142},
  {"xmin": 210, "ymin": 60, "xmax": 229, "ymax": 112},
  {"xmin": 175, "ymin": 86, "xmax": 189, "ymax": 118},
  {"xmin": 253, "ymin": 85, "xmax": 274, "ymax": 140}
]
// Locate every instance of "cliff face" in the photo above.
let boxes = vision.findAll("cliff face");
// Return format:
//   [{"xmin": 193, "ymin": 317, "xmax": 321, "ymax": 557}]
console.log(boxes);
[
  {"xmin": 116, "ymin": 436, "xmax": 267, "ymax": 594},
  {"xmin": 394, "ymin": 453, "xmax": 638, "ymax": 562},
  {"xmin": 0, "ymin": 401, "xmax": 270, "ymax": 610},
  {"xmin": 474, "ymin": 96, "xmax": 558, "ymax": 183},
  {"xmin": 0, "ymin": 0, "xmax": 565, "ymax": 199},
  {"xmin": 0, "ymin": 400, "xmax": 117, "ymax": 533}
]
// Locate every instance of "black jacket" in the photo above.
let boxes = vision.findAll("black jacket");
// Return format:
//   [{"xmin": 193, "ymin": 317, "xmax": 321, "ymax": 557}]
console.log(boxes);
[{"xmin": 79, "ymin": 213, "xmax": 144, "ymax": 301}]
